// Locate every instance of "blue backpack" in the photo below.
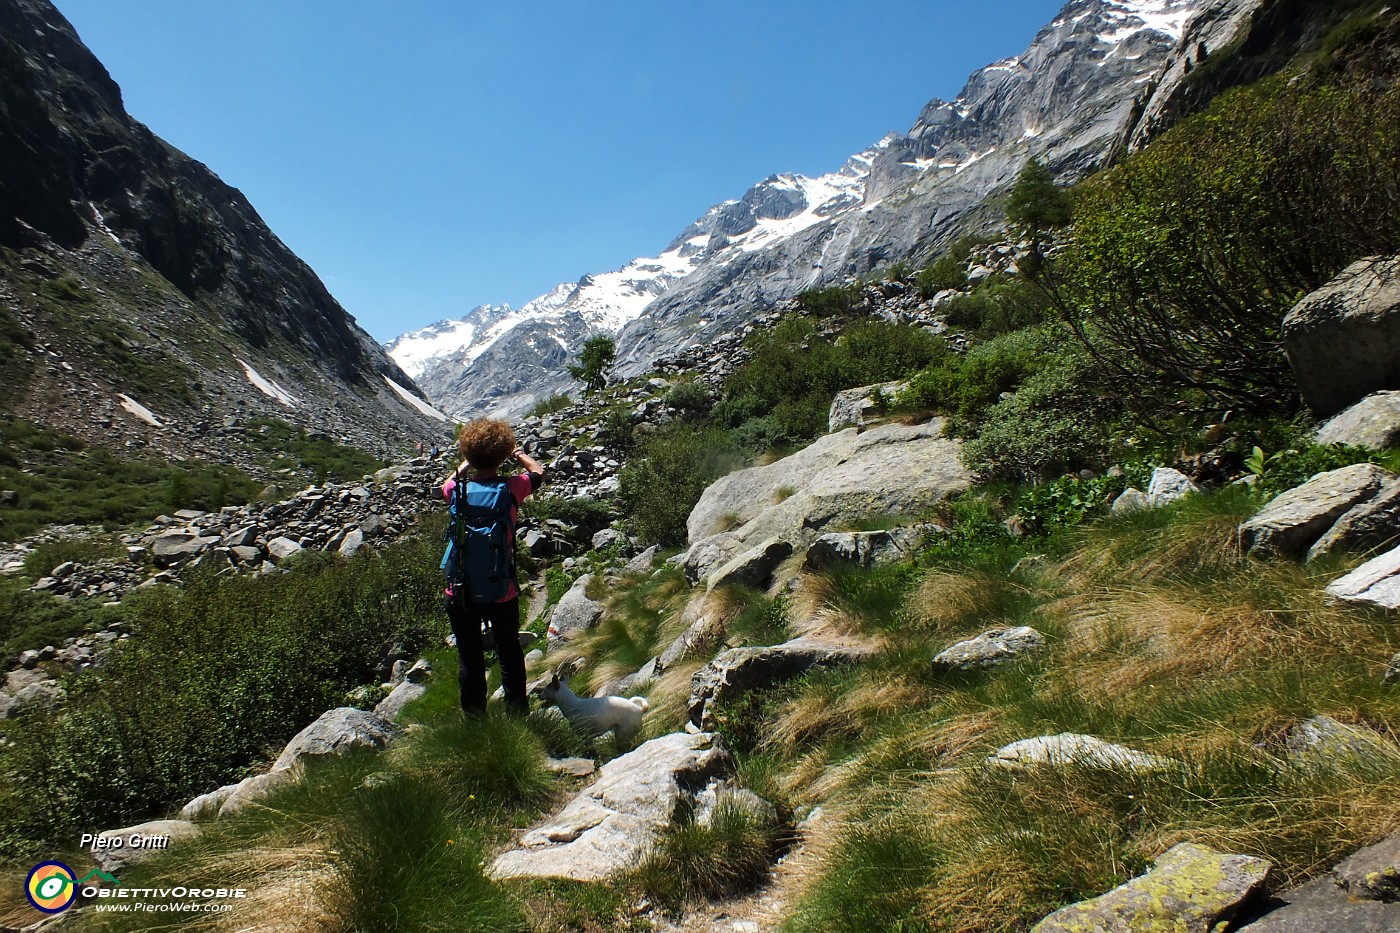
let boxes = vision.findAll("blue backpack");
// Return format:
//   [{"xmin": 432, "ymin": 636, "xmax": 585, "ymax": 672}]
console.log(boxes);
[{"xmin": 441, "ymin": 474, "xmax": 516, "ymax": 603}]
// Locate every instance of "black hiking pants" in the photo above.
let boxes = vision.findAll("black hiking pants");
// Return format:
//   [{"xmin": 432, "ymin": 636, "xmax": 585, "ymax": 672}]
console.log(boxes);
[{"xmin": 445, "ymin": 594, "xmax": 528, "ymax": 715}]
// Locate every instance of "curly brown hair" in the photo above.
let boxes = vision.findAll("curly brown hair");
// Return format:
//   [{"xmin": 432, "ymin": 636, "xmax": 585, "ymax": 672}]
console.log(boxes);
[{"xmin": 457, "ymin": 418, "xmax": 517, "ymax": 471}]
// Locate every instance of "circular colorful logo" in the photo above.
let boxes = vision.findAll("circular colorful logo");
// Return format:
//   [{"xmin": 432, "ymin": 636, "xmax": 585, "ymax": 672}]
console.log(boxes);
[{"xmin": 25, "ymin": 861, "xmax": 77, "ymax": 913}]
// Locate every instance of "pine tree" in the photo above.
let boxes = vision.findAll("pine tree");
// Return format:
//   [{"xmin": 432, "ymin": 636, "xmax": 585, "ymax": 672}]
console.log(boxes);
[{"xmin": 567, "ymin": 336, "xmax": 616, "ymax": 394}]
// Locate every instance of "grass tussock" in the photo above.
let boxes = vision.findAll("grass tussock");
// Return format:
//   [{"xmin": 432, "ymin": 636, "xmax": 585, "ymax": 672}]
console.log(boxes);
[{"xmin": 634, "ymin": 799, "xmax": 781, "ymax": 908}]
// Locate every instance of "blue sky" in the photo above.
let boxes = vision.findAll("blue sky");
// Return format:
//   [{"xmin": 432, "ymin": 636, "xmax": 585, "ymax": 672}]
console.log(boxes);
[{"xmin": 55, "ymin": 0, "xmax": 1067, "ymax": 343}]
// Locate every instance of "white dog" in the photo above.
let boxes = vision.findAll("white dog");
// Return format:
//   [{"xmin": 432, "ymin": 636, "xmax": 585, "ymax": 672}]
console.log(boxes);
[{"xmin": 539, "ymin": 672, "xmax": 648, "ymax": 744}]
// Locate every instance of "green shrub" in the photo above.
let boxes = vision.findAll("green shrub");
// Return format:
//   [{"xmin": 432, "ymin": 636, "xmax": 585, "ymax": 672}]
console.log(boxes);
[
  {"xmin": 960, "ymin": 346, "xmax": 1119, "ymax": 480},
  {"xmin": 899, "ymin": 326, "xmax": 1054, "ymax": 425},
  {"xmin": 795, "ymin": 285, "xmax": 860, "ymax": 317},
  {"xmin": 915, "ymin": 254, "xmax": 968, "ymax": 297},
  {"xmin": 619, "ymin": 425, "xmax": 743, "ymax": 546},
  {"xmin": 939, "ymin": 275, "xmax": 1050, "ymax": 337},
  {"xmin": 527, "ymin": 393, "xmax": 573, "ymax": 418},
  {"xmin": 0, "ymin": 532, "xmax": 444, "ymax": 857},
  {"xmin": 1051, "ymin": 71, "xmax": 1400, "ymax": 414},
  {"xmin": 718, "ymin": 318, "xmax": 944, "ymax": 449},
  {"xmin": 1016, "ymin": 473, "xmax": 1129, "ymax": 535},
  {"xmin": 664, "ymin": 380, "xmax": 713, "ymax": 416}
]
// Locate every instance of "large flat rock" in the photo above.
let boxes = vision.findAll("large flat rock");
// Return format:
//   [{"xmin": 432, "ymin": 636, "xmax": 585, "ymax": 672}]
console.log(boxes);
[
  {"xmin": 1034, "ymin": 842, "xmax": 1271, "ymax": 932},
  {"xmin": 1307, "ymin": 479, "xmax": 1400, "ymax": 561},
  {"xmin": 488, "ymin": 731, "xmax": 734, "ymax": 882},
  {"xmin": 987, "ymin": 733, "xmax": 1173, "ymax": 773},
  {"xmin": 1236, "ymin": 875, "xmax": 1400, "ymax": 932},
  {"xmin": 1317, "ymin": 391, "xmax": 1400, "ymax": 449},
  {"xmin": 681, "ymin": 420, "xmax": 970, "ymax": 586},
  {"xmin": 1239, "ymin": 463, "xmax": 1390, "ymax": 556}
]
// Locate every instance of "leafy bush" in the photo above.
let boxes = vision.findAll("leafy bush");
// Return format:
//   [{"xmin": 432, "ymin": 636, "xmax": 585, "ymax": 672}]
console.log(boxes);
[
  {"xmin": 665, "ymin": 380, "xmax": 713, "ymax": 416},
  {"xmin": 718, "ymin": 318, "xmax": 944, "ymax": 448},
  {"xmin": 0, "ymin": 533, "xmax": 443, "ymax": 856},
  {"xmin": 795, "ymin": 285, "xmax": 860, "ymax": 317},
  {"xmin": 916, "ymin": 254, "xmax": 968, "ymax": 296},
  {"xmin": 1050, "ymin": 71, "xmax": 1400, "ymax": 414},
  {"xmin": 899, "ymin": 326, "xmax": 1054, "ymax": 425},
  {"xmin": 961, "ymin": 343, "xmax": 1119, "ymax": 480},
  {"xmin": 939, "ymin": 275, "xmax": 1050, "ymax": 337},
  {"xmin": 1016, "ymin": 473, "xmax": 1128, "ymax": 535},
  {"xmin": 527, "ymin": 393, "xmax": 573, "ymax": 418},
  {"xmin": 619, "ymin": 425, "xmax": 743, "ymax": 546}
]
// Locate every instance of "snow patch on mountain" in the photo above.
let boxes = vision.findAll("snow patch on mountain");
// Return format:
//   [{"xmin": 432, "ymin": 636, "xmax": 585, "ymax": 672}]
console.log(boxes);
[
  {"xmin": 237, "ymin": 358, "xmax": 299, "ymax": 407},
  {"xmin": 1098, "ymin": 0, "xmax": 1197, "ymax": 42},
  {"xmin": 382, "ymin": 376, "xmax": 449, "ymax": 422}
]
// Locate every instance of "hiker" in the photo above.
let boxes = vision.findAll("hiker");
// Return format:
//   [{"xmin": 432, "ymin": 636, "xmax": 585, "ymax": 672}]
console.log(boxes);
[{"xmin": 441, "ymin": 419, "xmax": 544, "ymax": 716}]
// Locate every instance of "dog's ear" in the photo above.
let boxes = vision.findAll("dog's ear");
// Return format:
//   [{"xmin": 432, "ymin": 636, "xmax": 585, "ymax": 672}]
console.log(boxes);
[{"xmin": 548, "ymin": 673, "xmax": 559, "ymax": 689}]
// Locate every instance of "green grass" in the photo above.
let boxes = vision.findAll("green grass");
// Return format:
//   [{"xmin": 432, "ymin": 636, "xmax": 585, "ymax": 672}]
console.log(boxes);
[
  {"xmin": 0, "ymin": 417, "xmax": 260, "ymax": 542},
  {"xmin": 237, "ymin": 417, "xmax": 385, "ymax": 484},
  {"xmin": 634, "ymin": 797, "xmax": 780, "ymax": 908}
]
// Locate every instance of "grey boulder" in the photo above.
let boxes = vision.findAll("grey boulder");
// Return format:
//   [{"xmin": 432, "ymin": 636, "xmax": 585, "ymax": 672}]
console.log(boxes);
[
  {"xmin": 488, "ymin": 731, "xmax": 734, "ymax": 882},
  {"xmin": 1147, "ymin": 467, "xmax": 1200, "ymax": 508},
  {"xmin": 987, "ymin": 733, "xmax": 1173, "ymax": 773},
  {"xmin": 802, "ymin": 524, "xmax": 937, "ymax": 572},
  {"xmin": 1239, "ymin": 463, "xmax": 1391, "ymax": 555},
  {"xmin": 92, "ymin": 819, "xmax": 201, "ymax": 872},
  {"xmin": 1033, "ymin": 842, "xmax": 1271, "ymax": 933},
  {"xmin": 1317, "ymin": 391, "xmax": 1400, "ymax": 449},
  {"xmin": 1283, "ymin": 254, "xmax": 1400, "ymax": 417},
  {"xmin": 828, "ymin": 380, "xmax": 906, "ymax": 432},
  {"xmin": 1285, "ymin": 715, "xmax": 1399, "ymax": 769},
  {"xmin": 549, "ymin": 574, "xmax": 604, "ymax": 638},
  {"xmin": 707, "ymin": 537, "xmax": 793, "ymax": 592},
  {"xmin": 1325, "ymin": 544, "xmax": 1400, "ymax": 609},
  {"xmin": 931, "ymin": 626, "xmax": 1046, "ymax": 674},
  {"xmin": 1307, "ymin": 478, "xmax": 1400, "ymax": 561},
  {"xmin": 271, "ymin": 707, "xmax": 401, "ymax": 771},
  {"xmin": 688, "ymin": 637, "xmax": 871, "ymax": 730},
  {"xmin": 1334, "ymin": 833, "xmax": 1400, "ymax": 902}
]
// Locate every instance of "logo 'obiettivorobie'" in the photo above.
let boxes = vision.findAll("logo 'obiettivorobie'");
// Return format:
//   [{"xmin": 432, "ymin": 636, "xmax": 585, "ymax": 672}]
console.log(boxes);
[
  {"xmin": 25, "ymin": 863, "xmax": 120, "ymax": 914},
  {"xmin": 25, "ymin": 861, "xmax": 77, "ymax": 913}
]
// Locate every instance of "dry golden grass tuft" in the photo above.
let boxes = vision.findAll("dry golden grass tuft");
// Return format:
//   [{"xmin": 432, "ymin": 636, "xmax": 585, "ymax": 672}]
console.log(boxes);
[{"xmin": 907, "ymin": 568, "xmax": 1008, "ymax": 635}]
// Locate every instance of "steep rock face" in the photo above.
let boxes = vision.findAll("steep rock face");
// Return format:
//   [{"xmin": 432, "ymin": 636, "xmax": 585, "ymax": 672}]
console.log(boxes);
[{"xmin": 0, "ymin": 0, "xmax": 440, "ymax": 455}]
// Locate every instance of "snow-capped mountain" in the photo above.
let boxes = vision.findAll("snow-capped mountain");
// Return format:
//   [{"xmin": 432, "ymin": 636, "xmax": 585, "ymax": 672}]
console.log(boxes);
[{"xmin": 395, "ymin": 0, "xmax": 1210, "ymax": 421}]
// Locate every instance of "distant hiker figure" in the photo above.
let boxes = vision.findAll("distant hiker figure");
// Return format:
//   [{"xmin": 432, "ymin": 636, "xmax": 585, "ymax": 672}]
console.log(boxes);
[
  {"xmin": 430, "ymin": 443, "xmax": 440, "ymax": 460},
  {"xmin": 440, "ymin": 419, "xmax": 543, "ymax": 716},
  {"xmin": 416, "ymin": 441, "xmax": 425, "ymax": 457}
]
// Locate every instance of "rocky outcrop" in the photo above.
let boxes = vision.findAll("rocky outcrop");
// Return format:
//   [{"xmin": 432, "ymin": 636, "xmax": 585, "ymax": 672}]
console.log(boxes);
[
  {"xmin": 1147, "ymin": 467, "xmax": 1201, "ymax": 508},
  {"xmin": 828, "ymin": 381, "xmax": 907, "ymax": 432},
  {"xmin": 687, "ymin": 638, "xmax": 872, "ymax": 730},
  {"xmin": 1285, "ymin": 715, "xmax": 1399, "ymax": 770},
  {"xmin": 931, "ymin": 626, "xmax": 1046, "ymax": 674},
  {"xmin": 682, "ymin": 419, "xmax": 970, "ymax": 587},
  {"xmin": 1033, "ymin": 842, "xmax": 1271, "ymax": 933},
  {"xmin": 1238, "ymin": 834, "xmax": 1400, "ymax": 930},
  {"xmin": 1317, "ymin": 391, "xmax": 1400, "ymax": 449},
  {"xmin": 180, "ymin": 706, "xmax": 401, "ymax": 821},
  {"xmin": 488, "ymin": 731, "xmax": 738, "ymax": 882},
  {"xmin": 1238, "ymin": 463, "xmax": 1392, "ymax": 556},
  {"xmin": 548, "ymin": 574, "xmax": 604, "ymax": 641},
  {"xmin": 987, "ymin": 733, "xmax": 1174, "ymax": 773},
  {"xmin": 1307, "ymin": 480, "xmax": 1400, "ymax": 562},
  {"xmin": 1283, "ymin": 255, "xmax": 1400, "ymax": 417}
]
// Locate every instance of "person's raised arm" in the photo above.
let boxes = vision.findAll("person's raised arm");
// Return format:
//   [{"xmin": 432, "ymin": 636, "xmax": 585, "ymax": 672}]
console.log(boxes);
[{"xmin": 513, "ymin": 447, "xmax": 544, "ymax": 479}]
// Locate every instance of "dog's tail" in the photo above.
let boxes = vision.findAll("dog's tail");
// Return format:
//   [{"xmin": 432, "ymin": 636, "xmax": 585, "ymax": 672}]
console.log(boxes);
[{"xmin": 628, "ymin": 696, "xmax": 650, "ymax": 712}]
